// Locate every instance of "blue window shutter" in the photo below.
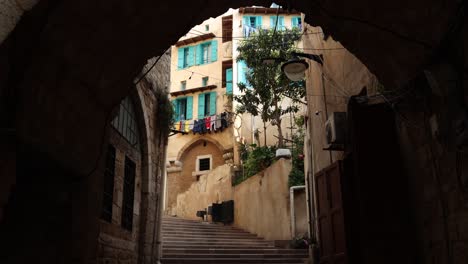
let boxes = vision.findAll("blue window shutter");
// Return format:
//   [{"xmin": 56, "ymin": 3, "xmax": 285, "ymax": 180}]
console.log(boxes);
[
  {"xmin": 256, "ymin": 16, "xmax": 262, "ymax": 29},
  {"xmin": 188, "ymin": 46, "xmax": 195, "ymax": 66},
  {"xmin": 172, "ymin": 100, "xmax": 179, "ymax": 121},
  {"xmin": 292, "ymin": 16, "xmax": 301, "ymax": 28},
  {"xmin": 186, "ymin": 96, "xmax": 193, "ymax": 120},
  {"xmin": 243, "ymin": 16, "xmax": 249, "ymax": 26},
  {"xmin": 177, "ymin": 49, "xmax": 184, "ymax": 69},
  {"xmin": 198, "ymin": 94, "xmax": 205, "ymax": 119},
  {"xmin": 226, "ymin": 68, "xmax": 233, "ymax": 94},
  {"xmin": 270, "ymin": 16, "xmax": 275, "ymax": 28},
  {"xmin": 238, "ymin": 60, "xmax": 247, "ymax": 87},
  {"xmin": 279, "ymin": 16, "xmax": 285, "ymax": 30},
  {"xmin": 209, "ymin": 92, "xmax": 217, "ymax": 115},
  {"xmin": 196, "ymin": 44, "xmax": 203, "ymax": 65},
  {"xmin": 210, "ymin": 40, "xmax": 218, "ymax": 62}
]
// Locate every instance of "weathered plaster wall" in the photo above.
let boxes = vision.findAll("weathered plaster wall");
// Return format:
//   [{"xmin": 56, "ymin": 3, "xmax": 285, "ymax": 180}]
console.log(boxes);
[
  {"xmin": 175, "ymin": 164, "xmax": 233, "ymax": 220},
  {"xmin": 233, "ymin": 158, "xmax": 292, "ymax": 240},
  {"xmin": 302, "ymin": 22, "xmax": 378, "ymax": 174}
]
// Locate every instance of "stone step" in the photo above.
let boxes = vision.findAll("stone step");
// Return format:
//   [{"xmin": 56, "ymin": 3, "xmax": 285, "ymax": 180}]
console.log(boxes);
[
  {"xmin": 161, "ymin": 217, "xmax": 308, "ymax": 264},
  {"xmin": 163, "ymin": 230, "xmax": 255, "ymax": 236},
  {"xmin": 163, "ymin": 248, "xmax": 308, "ymax": 254},
  {"xmin": 163, "ymin": 245, "xmax": 276, "ymax": 249},
  {"xmin": 163, "ymin": 241, "xmax": 274, "ymax": 247},
  {"xmin": 160, "ymin": 257, "xmax": 306, "ymax": 263},
  {"xmin": 162, "ymin": 253, "xmax": 309, "ymax": 259}
]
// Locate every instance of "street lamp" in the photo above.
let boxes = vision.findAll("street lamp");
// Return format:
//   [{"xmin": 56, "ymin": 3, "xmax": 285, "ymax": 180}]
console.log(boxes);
[{"xmin": 281, "ymin": 52, "xmax": 323, "ymax": 81}]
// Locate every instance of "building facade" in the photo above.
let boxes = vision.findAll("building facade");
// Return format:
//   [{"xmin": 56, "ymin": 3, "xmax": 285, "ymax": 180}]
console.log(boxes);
[{"xmin": 165, "ymin": 6, "xmax": 303, "ymax": 215}]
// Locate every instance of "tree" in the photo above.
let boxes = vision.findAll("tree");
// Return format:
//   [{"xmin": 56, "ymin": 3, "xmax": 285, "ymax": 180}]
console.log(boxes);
[{"xmin": 235, "ymin": 27, "xmax": 305, "ymax": 147}]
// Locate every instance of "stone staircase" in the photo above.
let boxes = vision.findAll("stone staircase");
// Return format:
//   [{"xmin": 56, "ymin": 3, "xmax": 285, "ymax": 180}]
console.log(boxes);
[{"xmin": 161, "ymin": 216, "xmax": 308, "ymax": 264}]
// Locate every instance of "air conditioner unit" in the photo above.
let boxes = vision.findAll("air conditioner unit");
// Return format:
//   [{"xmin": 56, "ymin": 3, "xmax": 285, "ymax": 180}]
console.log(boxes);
[{"xmin": 325, "ymin": 112, "xmax": 346, "ymax": 150}]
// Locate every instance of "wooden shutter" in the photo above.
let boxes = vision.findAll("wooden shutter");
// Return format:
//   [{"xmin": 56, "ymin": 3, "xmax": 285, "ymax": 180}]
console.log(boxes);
[
  {"xmin": 188, "ymin": 46, "xmax": 195, "ymax": 66},
  {"xmin": 279, "ymin": 16, "xmax": 285, "ymax": 30},
  {"xmin": 209, "ymin": 92, "xmax": 217, "ymax": 115},
  {"xmin": 255, "ymin": 16, "xmax": 262, "ymax": 29},
  {"xmin": 196, "ymin": 44, "xmax": 203, "ymax": 65},
  {"xmin": 177, "ymin": 48, "xmax": 184, "ymax": 69},
  {"xmin": 186, "ymin": 96, "xmax": 193, "ymax": 120},
  {"xmin": 222, "ymin": 15, "xmax": 233, "ymax": 42},
  {"xmin": 211, "ymin": 40, "xmax": 218, "ymax": 62},
  {"xmin": 226, "ymin": 68, "xmax": 233, "ymax": 94},
  {"xmin": 172, "ymin": 99, "xmax": 179, "ymax": 121},
  {"xmin": 198, "ymin": 94, "xmax": 205, "ymax": 119}
]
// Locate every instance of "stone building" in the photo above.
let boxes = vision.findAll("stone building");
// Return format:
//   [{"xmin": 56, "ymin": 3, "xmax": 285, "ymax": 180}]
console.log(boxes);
[
  {"xmin": 0, "ymin": 1, "xmax": 467, "ymax": 264},
  {"xmin": 96, "ymin": 52, "xmax": 171, "ymax": 264}
]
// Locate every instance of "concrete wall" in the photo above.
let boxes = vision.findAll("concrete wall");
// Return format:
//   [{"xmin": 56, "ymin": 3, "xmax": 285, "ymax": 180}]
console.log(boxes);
[
  {"xmin": 293, "ymin": 188, "xmax": 308, "ymax": 237},
  {"xmin": 169, "ymin": 158, "xmax": 294, "ymax": 241},
  {"xmin": 233, "ymin": 158, "xmax": 292, "ymax": 240}
]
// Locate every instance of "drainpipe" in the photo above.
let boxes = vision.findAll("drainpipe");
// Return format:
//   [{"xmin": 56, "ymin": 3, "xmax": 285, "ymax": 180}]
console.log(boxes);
[{"xmin": 290, "ymin": 185, "xmax": 306, "ymax": 238}]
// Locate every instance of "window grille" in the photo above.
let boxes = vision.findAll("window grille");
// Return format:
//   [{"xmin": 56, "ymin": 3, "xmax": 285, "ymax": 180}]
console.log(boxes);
[
  {"xmin": 121, "ymin": 156, "xmax": 136, "ymax": 231},
  {"xmin": 199, "ymin": 158, "xmax": 211, "ymax": 171},
  {"xmin": 111, "ymin": 96, "xmax": 140, "ymax": 150}
]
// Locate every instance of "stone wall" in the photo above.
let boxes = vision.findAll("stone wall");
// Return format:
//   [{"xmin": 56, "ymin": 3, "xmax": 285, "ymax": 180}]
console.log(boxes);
[
  {"xmin": 165, "ymin": 140, "xmax": 226, "ymax": 215},
  {"xmin": 175, "ymin": 164, "xmax": 233, "ymax": 219}
]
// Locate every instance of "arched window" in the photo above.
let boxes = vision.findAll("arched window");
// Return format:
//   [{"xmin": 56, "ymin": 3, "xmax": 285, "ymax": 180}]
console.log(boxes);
[{"xmin": 111, "ymin": 96, "xmax": 140, "ymax": 150}]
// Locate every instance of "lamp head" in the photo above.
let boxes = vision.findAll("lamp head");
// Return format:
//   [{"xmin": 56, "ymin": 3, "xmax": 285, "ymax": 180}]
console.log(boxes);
[{"xmin": 281, "ymin": 58, "xmax": 309, "ymax": 81}]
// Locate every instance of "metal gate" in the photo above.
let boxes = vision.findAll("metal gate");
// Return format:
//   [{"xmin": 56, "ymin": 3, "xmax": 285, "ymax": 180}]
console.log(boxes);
[{"xmin": 315, "ymin": 161, "xmax": 347, "ymax": 264}]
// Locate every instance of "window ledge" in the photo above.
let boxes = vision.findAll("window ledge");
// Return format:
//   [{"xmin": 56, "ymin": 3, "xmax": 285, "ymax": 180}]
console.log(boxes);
[
  {"xmin": 170, "ymin": 85, "xmax": 217, "ymax": 97},
  {"xmin": 192, "ymin": 170, "xmax": 211, "ymax": 177}
]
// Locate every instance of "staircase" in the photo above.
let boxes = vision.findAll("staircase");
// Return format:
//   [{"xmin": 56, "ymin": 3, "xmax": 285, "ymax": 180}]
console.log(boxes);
[{"xmin": 161, "ymin": 216, "xmax": 308, "ymax": 264}]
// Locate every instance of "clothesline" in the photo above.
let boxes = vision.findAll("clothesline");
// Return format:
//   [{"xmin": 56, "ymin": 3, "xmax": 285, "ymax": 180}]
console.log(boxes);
[{"xmin": 174, "ymin": 112, "xmax": 232, "ymax": 135}]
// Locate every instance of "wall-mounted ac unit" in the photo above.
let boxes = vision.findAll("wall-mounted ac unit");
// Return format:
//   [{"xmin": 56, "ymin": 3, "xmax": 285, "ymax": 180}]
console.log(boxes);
[{"xmin": 325, "ymin": 112, "xmax": 346, "ymax": 150}]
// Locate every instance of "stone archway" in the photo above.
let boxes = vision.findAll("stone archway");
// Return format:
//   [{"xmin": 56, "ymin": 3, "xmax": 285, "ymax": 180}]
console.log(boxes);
[{"xmin": 0, "ymin": 0, "xmax": 465, "ymax": 264}]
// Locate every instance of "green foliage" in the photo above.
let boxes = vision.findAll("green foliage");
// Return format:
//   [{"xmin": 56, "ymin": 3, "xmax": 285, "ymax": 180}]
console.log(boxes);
[
  {"xmin": 235, "ymin": 28, "xmax": 305, "ymax": 147},
  {"xmin": 288, "ymin": 124, "xmax": 305, "ymax": 187},
  {"xmin": 233, "ymin": 144, "xmax": 277, "ymax": 186}
]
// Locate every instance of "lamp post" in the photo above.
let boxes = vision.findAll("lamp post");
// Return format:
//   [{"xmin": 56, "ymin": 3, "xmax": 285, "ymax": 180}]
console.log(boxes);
[{"xmin": 280, "ymin": 51, "xmax": 323, "ymax": 264}]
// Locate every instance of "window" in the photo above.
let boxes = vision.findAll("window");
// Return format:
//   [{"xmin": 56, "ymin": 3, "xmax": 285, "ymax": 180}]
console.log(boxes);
[
  {"xmin": 183, "ymin": 48, "xmax": 190, "ymax": 67},
  {"xmin": 270, "ymin": 16, "xmax": 285, "ymax": 30},
  {"xmin": 292, "ymin": 16, "xmax": 302, "ymax": 30},
  {"xmin": 196, "ymin": 40, "xmax": 218, "ymax": 65},
  {"xmin": 243, "ymin": 16, "xmax": 262, "ymax": 37},
  {"xmin": 202, "ymin": 77, "xmax": 209, "ymax": 87},
  {"xmin": 197, "ymin": 92, "xmax": 216, "ymax": 119},
  {"xmin": 111, "ymin": 97, "xmax": 140, "ymax": 149},
  {"xmin": 172, "ymin": 96, "xmax": 193, "ymax": 121},
  {"xmin": 204, "ymin": 93, "xmax": 211, "ymax": 116},
  {"xmin": 196, "ymin": 155, "xmax": 212, "ymax": 172},
  {"xmin": 181, "ymin": 81, "xmax": 186, "ymax": 90},
  {"xmin": 199, "ymin": 158, "xmax": 210, "ymax": 171},
  {"xmin": 177, "ymin": 46, "xmax": 195, "ymax": 69},
  {"xmin": 101, "ymin": 145, "xmax": 116, "ymax": 222},
  {"xmin": 205, "ymin": 24, "xmax": 209, "ymax": 31},
  {"xmin": 222, "ymin": 60, "xmax": 233, "ymax": 87},
  {"xmin": 201, "ymin": 43, "xmax": 211, "ymax": 64},
  {"xmin": 121, "ymin": 156, "xmax": 136, "ymax": 231}
]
